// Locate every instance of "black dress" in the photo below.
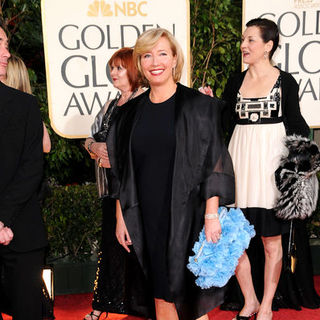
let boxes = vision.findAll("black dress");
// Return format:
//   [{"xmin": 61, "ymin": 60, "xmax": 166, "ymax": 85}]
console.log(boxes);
[
  {"xmin": 107, "ymin": 83, "xmax": 236, "ymax": 320},
  {"xmin": 132, "ymin": 94, "xmax": 176, "ymax": 301}
]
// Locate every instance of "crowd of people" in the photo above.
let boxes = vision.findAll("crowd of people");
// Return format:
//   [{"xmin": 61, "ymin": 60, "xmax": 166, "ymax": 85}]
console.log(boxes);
[{"xmin": 0, "ymin": 16, "xmax": 319, "ymax": 320}]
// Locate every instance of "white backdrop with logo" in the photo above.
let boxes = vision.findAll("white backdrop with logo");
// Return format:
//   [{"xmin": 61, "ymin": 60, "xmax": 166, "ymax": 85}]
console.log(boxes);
[
  {"xmin": 243, "ymin": 0, "xmax": 320, "ymax": 128},
  {"xmin": 41, "ymin": 0, "xmax": 190, "ymax": 138}
]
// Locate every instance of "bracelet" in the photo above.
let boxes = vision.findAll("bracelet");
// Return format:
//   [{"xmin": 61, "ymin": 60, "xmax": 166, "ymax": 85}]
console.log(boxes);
[
  {"xmin": 87, "ymin": 141, "xmax": 95, "ymax": 154},
  {"xmin": 205, "ymin": 213, "xmax": 219, "ymax": 220}
]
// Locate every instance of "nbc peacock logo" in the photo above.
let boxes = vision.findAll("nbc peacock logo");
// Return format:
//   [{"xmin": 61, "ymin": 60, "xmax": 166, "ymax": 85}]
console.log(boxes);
[{"xmin": 87, "ymin": 0, "xmax": 148, "ymax": 17}]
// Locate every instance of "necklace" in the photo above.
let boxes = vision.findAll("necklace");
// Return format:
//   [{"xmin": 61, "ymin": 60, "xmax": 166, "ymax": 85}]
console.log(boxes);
[
  {"xmin": 118, "ymin": 88, "xmax": 138, "ymax": 106},
  {"xmin": 118, "ymin": 88, "xmax": 137, "ymax": 106},
  {"xmin": 95, "ymin": 88, "xmax": 138, "ymax": 142}
]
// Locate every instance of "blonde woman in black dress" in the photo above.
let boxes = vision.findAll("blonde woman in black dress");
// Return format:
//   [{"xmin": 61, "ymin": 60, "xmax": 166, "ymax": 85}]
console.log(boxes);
[{"xmin": 109, "ymin": 28, "xmax": 235, "ymax": 320}]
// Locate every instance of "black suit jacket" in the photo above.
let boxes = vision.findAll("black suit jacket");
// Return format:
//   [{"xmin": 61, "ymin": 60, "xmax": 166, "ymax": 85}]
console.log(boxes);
[{"xmin": 0, "ymin": 82, "xmax": 47, "ymax": 252}]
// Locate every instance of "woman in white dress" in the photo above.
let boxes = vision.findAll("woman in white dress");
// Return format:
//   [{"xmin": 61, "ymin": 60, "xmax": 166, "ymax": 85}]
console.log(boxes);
[{"xmin": 222, "ymin": 18, "xmax": 309, "ymax": 320}]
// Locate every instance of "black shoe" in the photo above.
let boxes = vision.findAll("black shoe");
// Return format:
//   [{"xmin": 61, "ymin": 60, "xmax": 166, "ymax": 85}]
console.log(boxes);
[
  {"xmin": 234, "ymin": 312, "xmax": 257, "ymax": 320},
  {"xmin": 83, "ymin": 311, "xmax": 107, "ymax": 320}
]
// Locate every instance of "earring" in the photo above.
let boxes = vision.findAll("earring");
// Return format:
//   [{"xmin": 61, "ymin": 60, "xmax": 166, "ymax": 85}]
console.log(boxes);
[
  {"xmin": 264, "ymin": 51, "xmax": 269, "ymax": 59},
  {"xmin": 172, "ymin": 66, "xmax": 176, "ymax": 76}
]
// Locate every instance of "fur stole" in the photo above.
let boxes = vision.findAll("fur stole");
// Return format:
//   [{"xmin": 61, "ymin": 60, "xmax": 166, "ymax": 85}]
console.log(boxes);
[{"xmin": 275, "ymin": 135, "xmax": 320, "ymax": 220}]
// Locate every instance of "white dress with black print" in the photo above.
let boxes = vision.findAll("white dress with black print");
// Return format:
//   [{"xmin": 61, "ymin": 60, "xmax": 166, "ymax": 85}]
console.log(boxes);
[{"xmin": 228, "ymin": 75, "xmax": 289, "ymax": 236}]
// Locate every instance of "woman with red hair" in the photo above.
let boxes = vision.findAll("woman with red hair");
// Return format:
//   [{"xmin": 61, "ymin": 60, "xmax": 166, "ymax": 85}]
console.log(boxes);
[{"xmin": 83, "ymin": 47, "xmax": 145, "ymax": 320}]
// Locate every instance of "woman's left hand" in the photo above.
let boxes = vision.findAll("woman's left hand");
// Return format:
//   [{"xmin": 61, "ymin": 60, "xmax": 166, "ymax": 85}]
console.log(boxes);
[{"xmin": 204, "ymin": 218, "xmax": 222, "ymax": 243}]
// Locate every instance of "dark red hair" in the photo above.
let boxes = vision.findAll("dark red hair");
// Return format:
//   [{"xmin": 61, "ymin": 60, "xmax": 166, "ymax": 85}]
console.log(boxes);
[{"xmin": 108, "ymin": 47, "xmax": 140, "ymax": 91}]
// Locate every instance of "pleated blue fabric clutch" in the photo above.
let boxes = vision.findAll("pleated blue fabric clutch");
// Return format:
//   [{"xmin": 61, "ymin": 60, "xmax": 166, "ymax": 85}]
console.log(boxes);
[{"xmin": 187, "ymin": 207, "xmax": 256, "ymax": 289}]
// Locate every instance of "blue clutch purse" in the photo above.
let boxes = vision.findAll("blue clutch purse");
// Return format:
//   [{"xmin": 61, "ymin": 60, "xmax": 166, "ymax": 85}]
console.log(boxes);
[{"xmin": 187, "ymin": 207, "xmax": 256, "ymax": 289}]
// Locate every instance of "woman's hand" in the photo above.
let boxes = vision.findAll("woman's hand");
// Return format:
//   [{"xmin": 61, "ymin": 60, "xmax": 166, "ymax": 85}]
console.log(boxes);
[
  {"xmin": 97, "ymin": 157, "xmax": 111, "ymax": 168},
  {"xmin": 0, "ymin": 222, "xmax": 14, "ymax": 245},
  {"xmin": 204, "ymin": 218, "xmax": 221, "ymax": 243},
  {"xmin": 204, "ymin": 196, "xmax": 221, "ymax": 243},
  {"xmin": 91, "ymin": 142, "xmax": 109, "ymax": 160},
  {"xmin": 115, "ymin": 200, "xmax": 132, "ymax": 252},
  {"xmin": 199, "ymin": 85, "xmax": 214, "ymax": 97}
]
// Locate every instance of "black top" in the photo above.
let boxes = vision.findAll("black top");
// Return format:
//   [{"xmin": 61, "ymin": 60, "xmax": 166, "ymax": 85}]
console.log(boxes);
[
  {"xmin": 132, "ymin": 93, "xmax": 176, "ymax": 300},
  {"xmin": 235, "ymin": 75, "xmax": 282, "ymax": 125},
  {"xmin": 222, "ymin": 68, "xmax": 310, "ymax": 141}
]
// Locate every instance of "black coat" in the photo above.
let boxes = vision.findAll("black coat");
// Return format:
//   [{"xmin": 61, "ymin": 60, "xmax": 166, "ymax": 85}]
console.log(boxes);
[
  {"xmin": 0, "ymin": 82, "xmax": 47, "ymax": 252},
  {"xmin": 108, "ymin": 83, "xmax": 235, "ymax": 319}
]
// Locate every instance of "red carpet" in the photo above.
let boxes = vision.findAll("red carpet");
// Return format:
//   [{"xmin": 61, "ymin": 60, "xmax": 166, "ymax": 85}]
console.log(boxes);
[{"xmin": 3, "ymin": 277, "xmax": 320, "ymax": 319}]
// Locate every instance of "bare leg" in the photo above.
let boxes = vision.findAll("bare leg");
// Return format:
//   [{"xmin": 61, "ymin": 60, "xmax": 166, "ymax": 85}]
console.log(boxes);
[
  {"xmin": 154, "ymin": 299, "xmax": 179, "ymax": 320},
  {"xmin": 197, "ymin": 315, "xmax": 209, "ymax": 320},
  {"xmin": 257, "ymin": 235, "xmax": 282, "ymax": 320},
  {"xmin": 154, "ymin": 298, "xmax": 209, "ymax": 320},
  {"xmin": 234, "ymin": 251, "xmax": 260, "ymax": 317}
]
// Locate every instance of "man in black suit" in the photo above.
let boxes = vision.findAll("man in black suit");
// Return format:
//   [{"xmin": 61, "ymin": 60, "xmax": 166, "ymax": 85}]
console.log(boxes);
[{"xmin": 0, "ymin": 21, "xmax": 48, "ymax": 319}]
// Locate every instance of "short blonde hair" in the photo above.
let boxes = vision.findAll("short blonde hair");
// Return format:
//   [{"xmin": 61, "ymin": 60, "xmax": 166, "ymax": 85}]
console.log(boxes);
[
  {"xmin": 5, "ymin": 55, "xmax": 32, "ymax": 94},
  {"xmin": 133, "ymin": 28, "xmax": 184, "ymax": 84}
]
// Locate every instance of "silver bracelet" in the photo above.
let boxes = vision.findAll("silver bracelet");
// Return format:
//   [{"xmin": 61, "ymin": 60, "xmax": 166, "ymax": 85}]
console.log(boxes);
[
  {"xmin": 205, "ymin": 213, "xmax": 219, "ymax": 220},
  {"xmin": 87, "ymin": 140, "xmax": 95, "ymax": 154}
]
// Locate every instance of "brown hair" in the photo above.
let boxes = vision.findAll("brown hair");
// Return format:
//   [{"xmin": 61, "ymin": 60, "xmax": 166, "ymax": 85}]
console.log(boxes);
[
  {"xmin": 133, "ymin": 28, "xmax": 184, "ymax": 84},
  {"xmin": 108, "ymin": 47, "xmax": 140, "ymax": 91},
  {"xmin": 0, "ymin": 17, "xmax": 7, "ymax": 33},
  {"xmin": 5, "ymin": 55, "xmax": 32, "ymax": 94}
]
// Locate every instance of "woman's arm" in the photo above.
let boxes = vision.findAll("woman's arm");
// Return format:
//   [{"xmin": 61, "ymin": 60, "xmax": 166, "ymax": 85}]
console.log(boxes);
[
  {"xmin": 84, "ymin": 137, "xmax": 110, "ymax": 167},
  {"xmin": 90, "ymin": 140, "xmax": 110, "ymax": 167},
  {"xmin": 115, "ymin": 200, "xmax": 132, "ymax": 252},
  {"xmin": 204, "ymin": 196, "xmax": 221, "ymax": 243},
  {"xmin": 42, "ymin": 122, "xmax": 51, "ymax": 153},
  {"xmin": 84, "ymin": 100, "xmax": 114, "ymax": 165},
  {"xmin": 281, "ymin": 72, "xmax": 309, "ymax": 137},
  {"xmin": 84, "ymin": 137, "xmax": 97, "ymax": 159}
]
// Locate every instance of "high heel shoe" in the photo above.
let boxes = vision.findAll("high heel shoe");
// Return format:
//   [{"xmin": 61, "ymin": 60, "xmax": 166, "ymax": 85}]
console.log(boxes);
[
  {"xmin": 83, "ymin": 310, "xmax": 107, "ymax": 320},
  {"xmin": 233, "ymin": 312, "xmax": 257, "ymax": 320}
]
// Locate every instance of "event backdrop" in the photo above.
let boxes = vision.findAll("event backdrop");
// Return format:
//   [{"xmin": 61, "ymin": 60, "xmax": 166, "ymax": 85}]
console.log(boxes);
[
  {"xmin": 41, "ymin": 0, "xmax": 190, "ymax": 138},
  {"xmin": 243, "ymin": 0, "xmax": 320, "ymax": 128}
]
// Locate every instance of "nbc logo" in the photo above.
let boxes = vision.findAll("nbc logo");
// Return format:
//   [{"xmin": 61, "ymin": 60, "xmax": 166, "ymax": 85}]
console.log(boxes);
[{"xmin": 87, "ymin": 0, "xmax": 148, "ymax": 17}]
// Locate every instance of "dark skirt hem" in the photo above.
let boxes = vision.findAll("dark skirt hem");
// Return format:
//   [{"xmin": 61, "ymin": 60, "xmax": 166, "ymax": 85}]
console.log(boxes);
[{"xmin": 242, "ymin": 207, "xmax": 289, "ymax": 237}]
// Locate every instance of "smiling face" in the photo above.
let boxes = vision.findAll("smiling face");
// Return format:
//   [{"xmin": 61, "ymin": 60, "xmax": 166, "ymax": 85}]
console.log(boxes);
[
  {"xmin": 0, "ymin": 27, "xmax": 10, "ymax": 81},
  {"xmin": 109, "ymin": 62, "xmax": 130, "ymax": 92},
  {"xmin": 140, "ymin": 36, "xmax": 177, "ymax": 88},
  {"xmin": 240, "ymin": 26, "xmax": 273, "ymax": 65}
]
